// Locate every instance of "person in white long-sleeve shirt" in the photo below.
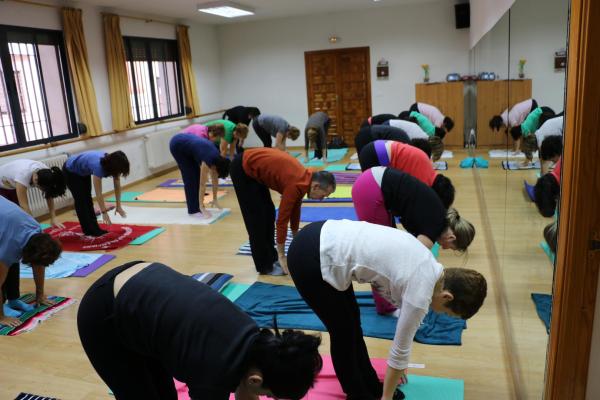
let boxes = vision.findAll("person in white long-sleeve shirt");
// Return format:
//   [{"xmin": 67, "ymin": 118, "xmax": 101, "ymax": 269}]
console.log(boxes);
[{"xmin": 287, "ymin": 220, "xmax": 487, "ymax": 400}]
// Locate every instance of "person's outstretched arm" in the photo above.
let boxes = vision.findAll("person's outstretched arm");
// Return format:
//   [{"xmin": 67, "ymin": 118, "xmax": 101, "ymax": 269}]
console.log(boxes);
[
  {"xmin": 93, "ymin": 176, "xmax": 111, "ymax": 225},
  {"xmin": 113, "ymin": 176, "xmax": 126, "ymax": 218},
  {"xmin": 275, "ymin": 132, "xmax": 286, "ymax": 151},
  {"xmin": 15, "ymin": 183, "xmax": 32, "ymax": 215}
]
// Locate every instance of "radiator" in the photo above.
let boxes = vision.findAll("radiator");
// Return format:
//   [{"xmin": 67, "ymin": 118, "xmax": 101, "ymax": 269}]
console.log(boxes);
[
  {"xmin": 143, "ymin": 127, "xmax": 181, "ymax": 170},
  {"xmin": 27, "ymin": 153, "xmax": 72, "ymax": 217}
]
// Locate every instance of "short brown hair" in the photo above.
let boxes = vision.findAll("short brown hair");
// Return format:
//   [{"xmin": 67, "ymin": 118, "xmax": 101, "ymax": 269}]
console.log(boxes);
[
  {"xmin": 208, "ymin": 124, "xmax": 225, "ymax": 137},
  {"xmin": 287, "ymin": 126, "xmax": 300, "ymax": 140},
  {"xmin": 521, "ymin": 134, "xmax": 538, "ymax": 158},
  {"xmin": 429, "ymin": 136, "xmax": 444, "ymax": 161},
  {"xmin": 234, "ymin": 123, "xmax": 249, "ymax": 139},
  {"xmin": 21, "ymin": 233, "xmax": 62, "ymax": 267},
  {"xmin": 443, "ymin": 268, "xmax": 487, "ymax": 319}
]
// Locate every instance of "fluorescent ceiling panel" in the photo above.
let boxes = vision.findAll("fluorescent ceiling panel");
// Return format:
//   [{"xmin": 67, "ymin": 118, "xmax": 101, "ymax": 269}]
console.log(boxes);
[{"xmin": 198, "ymin": 2, "xmax": 254, "ymax": 18}]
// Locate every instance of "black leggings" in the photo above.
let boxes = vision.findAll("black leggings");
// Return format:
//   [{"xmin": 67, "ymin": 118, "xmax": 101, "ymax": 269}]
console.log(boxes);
[
  {"xmin": 230, "ymin": 154, "xmax": 277, "ymax": 273},
  {"xmin": 63, "ymin": 165, "xmax": 106, "ymax": 236},
  {"xmin": 288, "ymin": 222, "xmax": 382, "ymax": 400},
  {"xmin": 77, "ymin": 261, "xmax": 178, "ymax": 400},
  {"xmin": 252, "ymin": 119, "xmax": 273, "ymax": 148}
]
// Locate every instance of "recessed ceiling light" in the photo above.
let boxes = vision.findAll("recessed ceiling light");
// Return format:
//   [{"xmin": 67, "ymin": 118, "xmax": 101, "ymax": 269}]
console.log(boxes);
[{"xmin": 197, "ymin": 1, "xmax": 254, "ymax": 18}]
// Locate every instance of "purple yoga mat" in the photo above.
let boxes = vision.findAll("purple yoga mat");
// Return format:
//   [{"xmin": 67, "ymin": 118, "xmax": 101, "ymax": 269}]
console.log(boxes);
[
  {"xmin": 70, "ymin": 254, "xmax": 116, "ymax": 277},
  {"xmin": 158, "ymin": 178, "xmax": 179, "ymax": 188},
  {"xmin": 331, "ymin": 172, "xmax": 359, "ymax": 184}
]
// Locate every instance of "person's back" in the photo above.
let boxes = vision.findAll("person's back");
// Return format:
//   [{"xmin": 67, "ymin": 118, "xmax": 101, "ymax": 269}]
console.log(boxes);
[
  {"xmin": 242, "ymin": 148, "xmax": 310, "ymax": 194},
  {"xmin": 370, "ymin": 125, "xmax": 410, "ymax": 143},
  {"xmin": 257, "ymin": 115, "xmax": 289, "ymax": 137},
  {"xmin": 0, "ymin": 196, "xmax": 40, "ymax": 266},
  {"xmin": 114, "ymin": 263, "xmax": 258, "ymax": 393},
  {"xmin": 389, "ymin": 141, "xmax": 436, "ymax": 186},
  {"xmin": 387, "ymin": 119, "xmax": 428, "ymax": 139}
]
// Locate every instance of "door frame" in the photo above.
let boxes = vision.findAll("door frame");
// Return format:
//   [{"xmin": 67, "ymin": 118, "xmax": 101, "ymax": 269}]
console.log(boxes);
[
  {"xmin": 304, "ymin": 46, "xmax": 372, "ymax": 139},
  {"xmin": 545, "ymin": 0, "xmax": 600, "ymax": 398}
]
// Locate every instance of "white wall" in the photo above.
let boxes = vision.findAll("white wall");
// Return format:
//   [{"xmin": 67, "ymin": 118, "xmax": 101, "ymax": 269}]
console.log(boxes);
[
  {"xmin": 0, "ymin": 1, "xmax": 221, "ymax": 194},
  {"xmin": 472, "ymin": 0, "xmax": 569, "ymax": 112},
  {"xmin": 0, "ymin": 0, "xmax": 222, "ymax": 134},
  {"xmin": 217, "ymin": 1, "xmax": 470, "ymax": 147}
]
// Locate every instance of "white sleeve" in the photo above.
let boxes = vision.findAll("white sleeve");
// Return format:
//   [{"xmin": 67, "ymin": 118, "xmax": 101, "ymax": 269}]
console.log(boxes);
[
  {"xmin": 387, "ymin": 301, "xmax": 428, "ymax": 370},
  {"xmin": 500, "ymin": 108, "xmax": 509, "ymax": 126}
]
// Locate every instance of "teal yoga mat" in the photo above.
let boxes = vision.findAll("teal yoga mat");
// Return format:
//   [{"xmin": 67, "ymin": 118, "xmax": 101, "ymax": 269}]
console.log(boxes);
[
  {"xmin": 324, "ymin": 164, "xmax": 350, "ymax": 172},
  {"xmin": 129, "ymin": 227, "xmax": 166, "ymax": 245},
  {"xmin": 402, "ymin": 374, "xmax": 464, "ymax": 399},
  {"xmin": 540, "ymin": 241, "xmax": 555, "ymax": 264},
  {"xmin": 220, "ymin": 282, "xmax": 251, "ymax": 302},
  {"xmin": 106, "ymin": 191, "xmax": 145, "ymax": 202}
]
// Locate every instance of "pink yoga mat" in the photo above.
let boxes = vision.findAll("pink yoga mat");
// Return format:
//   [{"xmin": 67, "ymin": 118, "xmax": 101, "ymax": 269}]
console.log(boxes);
[
  {"xmin": 175, "ymin": 355, "xmax": 387, "ymax": 400},
  {"xmin": 136, "ymin": 188, "xmax": 226, "ymax": 203}
]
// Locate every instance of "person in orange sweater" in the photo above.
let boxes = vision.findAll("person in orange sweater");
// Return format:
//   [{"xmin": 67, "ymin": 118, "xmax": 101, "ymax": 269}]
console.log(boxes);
[{"xmin": 230, "ymin": 148, "xmax": 336, "ymax": 275}]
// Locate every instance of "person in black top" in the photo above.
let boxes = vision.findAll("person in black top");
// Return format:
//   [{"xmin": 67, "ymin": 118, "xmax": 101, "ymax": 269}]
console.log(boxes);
[
  {"xmin": 351, "ymin": 167, "xmax": 475, "ymax": 314},
  {"xmin": 77, "ymin": 261, "xmax": 323, "ymax": 400},
  {"xmin": 354, "ymin": 125, "xmax": 411, "ymax": 155},
  {"xmin": 223, "ymin": 106, "xmax": 261, "ymax": 126},
  {"xmin": 359, "ymin": 113, "xmax": 397, "ymax": 129}
]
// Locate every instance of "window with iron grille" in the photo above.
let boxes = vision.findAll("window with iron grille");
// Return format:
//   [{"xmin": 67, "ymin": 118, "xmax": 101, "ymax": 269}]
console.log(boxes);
[
  {"xmin": 124, "ymin": 37, "xmax": 184, "ymax": 124},
  {"xmin": 0, "ymin": 25, "xmax": 78, "ymax": 151}
]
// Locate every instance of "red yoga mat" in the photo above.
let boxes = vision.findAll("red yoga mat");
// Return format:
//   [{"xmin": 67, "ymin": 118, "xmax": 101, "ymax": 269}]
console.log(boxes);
[{"xmin": 44, "ymin": 222, "xmax": 158, "ymax": 252}]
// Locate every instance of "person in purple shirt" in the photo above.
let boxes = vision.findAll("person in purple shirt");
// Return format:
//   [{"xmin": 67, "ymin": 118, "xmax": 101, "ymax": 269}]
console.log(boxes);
[
  {"xmin": 63, "ymin": 151, "xmax": 129, "ymax": 237},
  {"xmin": 169, "ymin": 134, "xmax": 231, "ymax": 218}
]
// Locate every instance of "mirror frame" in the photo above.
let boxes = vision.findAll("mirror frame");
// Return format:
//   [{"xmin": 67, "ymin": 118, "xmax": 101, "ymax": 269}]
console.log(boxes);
[{"xmin": 545, "ymin": 0, "xmax": 600, "ymax": 398}]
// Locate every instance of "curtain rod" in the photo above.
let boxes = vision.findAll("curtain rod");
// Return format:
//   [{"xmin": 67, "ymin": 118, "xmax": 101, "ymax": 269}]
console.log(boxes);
[
  {"xmin": 6, "ymin": 0, "xmax": 61, "ymax": 9},
  {"xmin": 5, "ymin": 0, "xmax": 186, "ymax": 27},
  {"xmin": 102, "ymin": 12, "xmax": 185, "ymax": 27}
]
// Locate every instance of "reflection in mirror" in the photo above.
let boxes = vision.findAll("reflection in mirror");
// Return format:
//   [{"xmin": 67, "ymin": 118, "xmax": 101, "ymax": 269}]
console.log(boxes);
[{"xmin": 472, "ymin": 0, "xmax": 569, "ymax": 398}]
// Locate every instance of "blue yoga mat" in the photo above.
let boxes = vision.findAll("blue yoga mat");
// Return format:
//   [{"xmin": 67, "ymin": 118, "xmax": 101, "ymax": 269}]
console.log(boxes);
[
  {"xmin": 278, "ymin": 206, "xmax": 357, "ymax": 222},
  {"xmin": 524, "ymin": 180, "xmax": 535, "ymax": 201},
  {"xmin": 531, "ymin": 293, "xmax": 552, "ymax": 333},
  {"xmin": 234, "ymin": 282, "xmax": 466, "ymax": 345}
]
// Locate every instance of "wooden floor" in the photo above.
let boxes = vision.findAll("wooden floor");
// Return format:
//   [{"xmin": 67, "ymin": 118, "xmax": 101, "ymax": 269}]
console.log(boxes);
[{"xmin": 0, "ymin": 148, "xmax": 553, "ymax": 400}]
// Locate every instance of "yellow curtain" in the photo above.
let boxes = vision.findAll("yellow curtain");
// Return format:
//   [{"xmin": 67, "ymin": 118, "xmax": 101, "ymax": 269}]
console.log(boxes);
[
  {"xmin": 176, "ymin": 25, "xmax": 201, "ymax": 116},
  {"xmin": 103, "ymin": 14, "xmax": 134, "ymax": 131},
  {"xmin": 62, "ymin": 8, "xmax": 103, "ymax": 136}
]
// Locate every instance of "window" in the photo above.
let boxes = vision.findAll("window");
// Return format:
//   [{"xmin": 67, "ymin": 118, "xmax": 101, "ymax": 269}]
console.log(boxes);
[
  {"xmin": 0, "ymin": 25, "xmax": 78, "ymax": 150},
  {"xmin": 124, "ymin": 37, "xmax": 184, "ymax": 124}
]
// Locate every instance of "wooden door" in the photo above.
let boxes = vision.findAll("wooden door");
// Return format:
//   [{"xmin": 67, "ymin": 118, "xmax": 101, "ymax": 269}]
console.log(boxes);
[
  {"xmin": 415, "ymin": 82, "xmax": 465, "ymax": 147},
  {"xmin": 476, "ymin": 79, "xmax": 532, "ymax": 147},
  {"xmin": 305, "ymin": 47, "xmax": 371, "ymax": 145}
]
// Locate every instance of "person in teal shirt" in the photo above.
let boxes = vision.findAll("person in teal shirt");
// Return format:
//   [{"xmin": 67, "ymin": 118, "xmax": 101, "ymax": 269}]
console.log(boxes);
[
  {"xmin": 205, "ymin": 119, "xmax": 249, "ymax": 158},
  {"xmin": 512, "ymin": 106, "xmax": 555, "ymax": 167},
  {"xmin": 510, "ymin": 106, "xmax": 555, "ymax": 141},
  {"xmin": 408, "ymin": 111, "xmax": 446, "ymax": 139}
]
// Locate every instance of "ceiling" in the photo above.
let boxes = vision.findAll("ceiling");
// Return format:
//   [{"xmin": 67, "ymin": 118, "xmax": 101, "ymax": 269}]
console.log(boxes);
[{"xmin": 75, "ymin": 0, "xmax": 444, "ymax": 25}]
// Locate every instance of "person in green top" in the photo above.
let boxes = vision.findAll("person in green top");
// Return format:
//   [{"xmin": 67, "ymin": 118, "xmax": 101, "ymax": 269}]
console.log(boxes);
[
  {"xmin": 204, "ymin": 119, "xmax": 249, "ymax": 158},
  {"xmin": 511, "ymin": 106, "xmax": 555, "ymax": 167},
  {"xmin": 408, "ymin": 111, "xmax": 446, "ymax": 139}
]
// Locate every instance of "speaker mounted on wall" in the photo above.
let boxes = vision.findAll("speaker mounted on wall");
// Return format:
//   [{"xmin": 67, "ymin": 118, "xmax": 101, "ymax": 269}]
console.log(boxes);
[{"xmin": 455, "ymin": 3, "xmax": 470, "ymax": 29}]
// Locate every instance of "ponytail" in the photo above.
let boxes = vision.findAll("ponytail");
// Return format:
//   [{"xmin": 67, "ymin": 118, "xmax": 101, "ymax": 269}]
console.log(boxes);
[{"xmin": 446, "ymin": 208, "xmax": 475, "ymax": 252}]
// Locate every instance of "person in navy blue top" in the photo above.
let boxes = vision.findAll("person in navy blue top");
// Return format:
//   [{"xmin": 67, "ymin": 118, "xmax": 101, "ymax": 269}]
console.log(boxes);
[
  {"xmin": 0, "ymin": 196, "xmax": 62, "ymax": 327},
  {"xmin": 169, "ymin": 134, "xmax": 231, "ymax": 218},
  {"xmin": 63, "ymin": 150, "xmax": 130, "ymax": 236}
]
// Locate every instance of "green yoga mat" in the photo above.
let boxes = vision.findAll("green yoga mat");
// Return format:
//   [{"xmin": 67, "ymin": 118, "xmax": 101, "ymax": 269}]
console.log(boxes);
[
  {"xmin": 402, "ymin": 374, "xmax": 464, "ymax": 399},
  {"xmin": 129, "ymin": 227, "xmax": 166, "ymax": 245},
  {"xmin": 324, "ymin": 164, "xmax": 350, "ymax": 172},
  {"xmin": 221, "ymin": 282, "xmax": 252, "ymax": 302},
  {"xmin": 288, "ymin": 151, "xmax": 301, "ymax": 158}
]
